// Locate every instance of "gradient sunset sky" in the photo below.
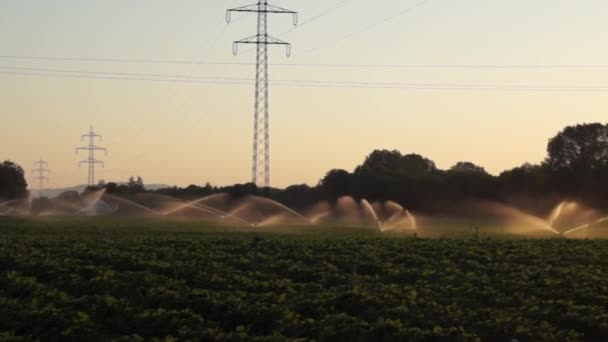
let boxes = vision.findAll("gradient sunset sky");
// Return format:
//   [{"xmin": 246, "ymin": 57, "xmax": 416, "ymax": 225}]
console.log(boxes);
[{"xmin": 1, "ymin": 0, "xmax": 608, "ymax": 188}]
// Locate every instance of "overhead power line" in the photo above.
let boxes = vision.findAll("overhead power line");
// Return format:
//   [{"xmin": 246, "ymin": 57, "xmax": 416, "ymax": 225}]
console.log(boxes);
[
  {"xmin": 301, "ymin": 0, "xmax": 431, "ymax": 55},
  {"xmin": 285, "ymin": 0, "xmax": 354, "ymax": 34},
  {"xmin": 4, "ymin": 68, "xmax": 608, "ymax": 92},
  {"xmin": 4, "ymin": 55, "xmax": 608, "ymax": 69},
  {"xmin": 0, "ymin": 66, "xmax": 252, "ymax": 82},
  {"xmin": 0, "ymin": 55, "xmax": 251, "ymax": 66}
]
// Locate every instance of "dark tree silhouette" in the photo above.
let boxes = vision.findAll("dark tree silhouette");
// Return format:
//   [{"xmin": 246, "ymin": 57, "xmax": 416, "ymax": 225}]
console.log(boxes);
[
  {"xmin": 449, "ymin": 162, "xmax": 487, "ymax": 174},
  {"xmin": 352, "ymin": 150, "xmax": 440, "ymax": 208},
  {"xmin": 354, "ymin": 150, "xmax": 437, "ymax": 181},
  {"xmin": 133, "ymin": 123, "xmax": 608, "ymax": 212},
  {"xmin": 127, "ymin": 176, "xmax": 145, "ymax": 194},
  {"xmin": 319, "ymin": 169, "xmax": 352, "ymax": 200},
  {"xmin": 546, "ymin": 123, "xmax": 608, "ymax": 171},
  {"xmin": 545, "ymin": 123, "xmax": 608, "ymax": 205},
  {"xmin": 444, "ymin": 162, "xmax": 496, "ymax": 201},
  {"xmin": 0, "ymin": 161, "xmax": 28, "ymax": 200},
  {"xmin": 274, "ymin": 184, "xmax": 320, "ymax": 210}
]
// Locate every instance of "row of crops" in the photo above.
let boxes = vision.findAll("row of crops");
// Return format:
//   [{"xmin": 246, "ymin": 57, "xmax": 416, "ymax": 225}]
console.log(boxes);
[{"xmin": 1, "ymin": 218, "xmax": 608, "ymax": 340}]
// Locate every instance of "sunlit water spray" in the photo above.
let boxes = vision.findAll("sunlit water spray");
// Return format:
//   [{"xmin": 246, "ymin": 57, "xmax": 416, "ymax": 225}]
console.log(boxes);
[
  {"xmin": 0, "ymin": 200, "xmax": 17, "ymax": 215},
  {"xmin": 360, "ymin": 199, "xmax": 382, "ymax": 229},
  {"xmin": 6, "ymin": 188, "xmax": 608, "ymax": 238},
  {"xmin": 160, "ymin": 193, "xmax": 232, "ymax": 216},
  {"xmin": 102, "ymin": 194, "xmax": 163, "ymax": 216},
  {"xmin": 405, "ymin": 210, "xmax": 418, "ymax": 230},
  {"xmin": 561, "ymin": 216, "xmax": 608, "ymax": 236},
  {"xmin": 548, "ymin": 201, "xmax": 567, "ymax": 228},
  {"xmin": 310, "ymin": 211, "xmax": 331, "ymax": 224},
  {"xmin": 246, "ymin": 195, "xmax": 310, "ymax": 222}
]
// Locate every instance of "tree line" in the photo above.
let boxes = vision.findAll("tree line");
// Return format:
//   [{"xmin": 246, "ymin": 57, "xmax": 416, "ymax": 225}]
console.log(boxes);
[
  {"xmin": 149, "ymin": 123, "xmax": 608, "ymax": 214},
  {"xmin": 2, "ymin": 123, "xmax": 607, "ymax": 214}
]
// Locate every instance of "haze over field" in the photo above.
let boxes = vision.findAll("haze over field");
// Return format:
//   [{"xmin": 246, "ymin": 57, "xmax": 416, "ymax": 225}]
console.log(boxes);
[{"xmin": 1, "ymin": 0, "xmax": 608, "ymax": 188}]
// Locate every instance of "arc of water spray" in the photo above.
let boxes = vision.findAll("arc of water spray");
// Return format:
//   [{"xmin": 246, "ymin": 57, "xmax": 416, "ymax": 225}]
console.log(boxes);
[
  {"xmin": 382, "ymin": 201, "xmax": 404, "ymax": 228},
  {"xmin": 258, "ymin": 214, "xmax": 293, "ymax": 227},
  {"xmin": 77, "ymin": 190, "xmax": 109, "ymax": 214},
  {"xmin": 103, "ymin": 194, "xmax": 164, "ymax": 215},
  {"xmin": 154, "ymin": 194, "xmax": 252, "ymax": 225},
  {"xmin": 562, "ymin": 216, "xmax": 608, "ymax": 236},
  {"xmin": 246, "ymin": 196, "xmax": 310, "ymax": 222},
  {"xmin": 360, "ymin": 199, "xmax": 382, "ymax": 230},
  {"xmin": 382, "ymin": 211, "xmax": 418, "ymax": 232},
  {"xmin": 405, "ymin": 210, "xmax": 418, "ymax": 230},
  {"xmin": 498, "ymin": 204, "xmax": 562, "ymax": 235},
  {"xmin": 190, "ymin": 203, "xmax": 252, "ymax": 226},
  {"xmin": 0, "ymin": 200, "xmax": 17, "ymax": 209},
  {"xmin": 310, "ymin": 211, "xmax": 331, "ymax": 224},
  {"xmin": 543, "ymin": 201, "xmax": 602, "ymax": 236},
  {"xmin": 160, "ymin": 193, "xmax": 228, "ymax": 216},
  {"xmin": 103, "ymin": 193, "xmax": 254, "ymax": 225},
  {"xmin": 0, "ymin": 200, "xmax": 30, "ymax": 216},
  {"xmin": 547, "ymin": 201, "xmax": 567, "ymax": 228}
]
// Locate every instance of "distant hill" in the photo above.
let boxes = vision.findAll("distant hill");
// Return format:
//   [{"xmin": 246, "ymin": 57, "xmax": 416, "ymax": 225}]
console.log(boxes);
[{"xmin": 37, "ymin": 183, "xmax": 171, "ymax": 199}]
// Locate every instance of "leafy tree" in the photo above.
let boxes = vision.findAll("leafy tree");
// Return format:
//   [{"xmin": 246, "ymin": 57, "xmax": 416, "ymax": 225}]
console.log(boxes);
[
  {"xmin": 444, "ymin": 162, "xmax": 496, "ymax": 200},
  {"xmin": 498, "ymin": 163, "xmax": 550, "ymax": 190},
  {"xmin": 0, "ymin": 160, "xmax": 28, "ymax": 200},
  {"xmin": 127, "ymin": 176, "xmax": 145, "ymax": 194},
  {"xmin": 353, "ymin": 150, "xmax": 440, "ymax": 208},
  {"xmin": 144, "ymin": 124, "xmax": 608, "ymax": 211},
  {"xmin": 546, "ymin": 123, "xmax": 608, "ymax": 171},
  {"xmin": 103, "ymin": 182, "xmax": 120, "ymax": 194},
  {"xmin": 497, "ymin": 163, "xmax": 558, "ymax": 213},
  {"xmin": 545, "ymin": 123, "xmax": 608, "ymax": 206},
  {"xmin": 449, "ymin": 161, "xmax": 487, "ymax": 174},
  {"xmin": 30, "ymin": 196, "xmax": 52, "ymax": 214},
  {"xmin": 354, "ymin": 150, "xmax": 437, "ymax": 181},
  {"xmin": 275, "ymin": 184, "xmax": 320, "ymax": 210},
  {"xmin": 319, "ymin": 169, "xmax": 352, "ymax": 200},
  {"xmin": 225, "ymin": 183, "xmax": 258, "ymax": 198}
]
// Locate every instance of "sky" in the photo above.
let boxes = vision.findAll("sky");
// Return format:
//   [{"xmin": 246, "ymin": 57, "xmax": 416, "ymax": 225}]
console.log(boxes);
[{"xmin": 1, "ymin": 0, "xmax": 608, "ymax": 189}]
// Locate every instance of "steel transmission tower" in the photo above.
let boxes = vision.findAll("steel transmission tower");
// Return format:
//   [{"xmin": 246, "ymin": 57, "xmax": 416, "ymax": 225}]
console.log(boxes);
[
  {"xmin": 226, "ymin": 1, "xmax": 298, "ymax": 187},
  {"xmin": 76, "ymin": 126, "xmax": 107, "ymax": 186},
  {"xmin": 32, "ymin": 158, "xmax": 50, "ymax": 198}
]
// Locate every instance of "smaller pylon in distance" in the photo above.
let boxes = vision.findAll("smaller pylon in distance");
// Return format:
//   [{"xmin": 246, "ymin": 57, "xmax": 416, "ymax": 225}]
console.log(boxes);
[
  {"xmin": 76, "ymin": 126, "xmax": 107, "ymax": 186},
  {"xmin": 32, "ymin": 158, "xmax": 50, "ymax": 198}
]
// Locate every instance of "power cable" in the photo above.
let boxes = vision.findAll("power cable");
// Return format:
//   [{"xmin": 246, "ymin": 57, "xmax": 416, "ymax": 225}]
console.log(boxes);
[
  {"xmin": 4, "ymin": 69, "xmax": 608, "ymax": 92},
  {"xmin": 4, "ymin": 55, "xmax": 608, "ymax": 70},
  {"xmin": 301, "ymin": 0, "xmax": 431, "ymax": 55}
]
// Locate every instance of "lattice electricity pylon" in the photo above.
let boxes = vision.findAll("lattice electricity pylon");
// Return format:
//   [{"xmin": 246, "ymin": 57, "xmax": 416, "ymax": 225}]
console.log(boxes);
[
  {"xmin": 32, "ymin": 158, "xmax": 50, "ymax": 198},
  {"xmin": 227, "ymin": 0, "xmax": 298, "ymax": 188},
  {"xmin": 75, "ymin": 126, "xmax": 107, "ymax": 186}
]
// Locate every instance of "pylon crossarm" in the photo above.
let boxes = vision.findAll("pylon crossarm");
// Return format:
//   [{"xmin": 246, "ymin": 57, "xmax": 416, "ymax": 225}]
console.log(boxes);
[
  {"xmin": 226, "ymin": 4, "xmax": 260, "ymax": 14},
  {"xmin": 233, "ymin": 35, "xmax": 292, "ymax": 57},
  {"xmin": 91, "ymin": 146, "xmax": 108, "ymax": 154},
  {"xmin": 227, "ymin": 4, "xmax": 296, "ymax": 14},
  {"xmin": 227, "ymin": 4, "xmax": 297, "ymax": 23}
]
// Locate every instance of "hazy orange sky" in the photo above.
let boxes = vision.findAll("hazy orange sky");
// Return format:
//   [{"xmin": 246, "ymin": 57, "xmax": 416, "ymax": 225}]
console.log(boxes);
[{"xmin": 1, "ymin": 0, "xmax": 608, "ymax": 188}]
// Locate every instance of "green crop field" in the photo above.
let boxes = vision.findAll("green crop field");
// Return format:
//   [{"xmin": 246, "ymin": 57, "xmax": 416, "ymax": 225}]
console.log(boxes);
[{"xmin": 1, "ymin": 217, "xmax": 608, "ymax": 341}]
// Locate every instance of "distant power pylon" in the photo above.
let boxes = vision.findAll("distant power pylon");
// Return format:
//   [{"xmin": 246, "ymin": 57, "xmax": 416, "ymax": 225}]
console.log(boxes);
[
  {"xmin": 32, "ymin": 158, "xmax": 50, "ymax": 198},
  {"xmin": 76, "ymin": 126, "xmax": 107, "ymax": 186},
  {"xmin": 227, "ymin": 0, "xmax": 298, "ymax": 188}
]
